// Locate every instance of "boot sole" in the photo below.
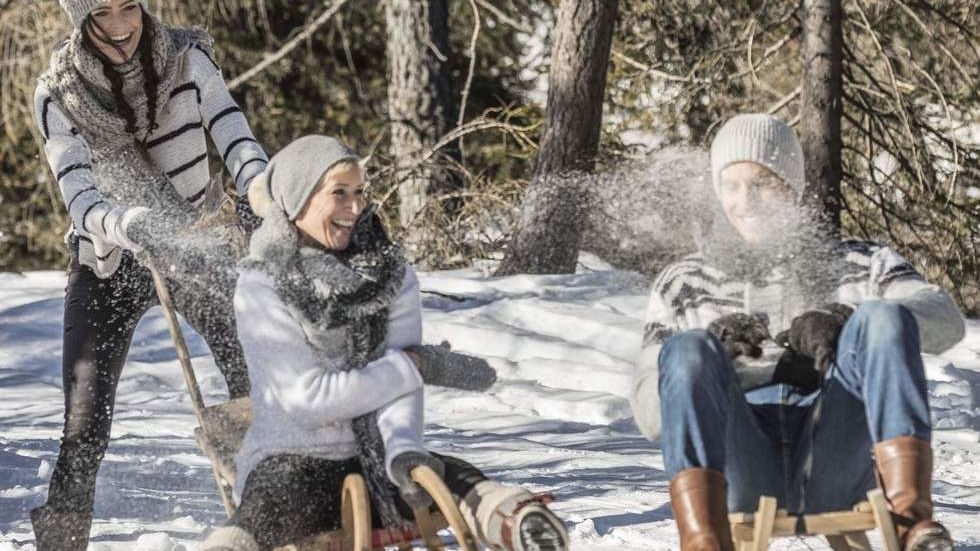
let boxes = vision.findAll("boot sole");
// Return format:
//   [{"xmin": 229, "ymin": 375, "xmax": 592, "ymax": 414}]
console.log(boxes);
[
  {"xmin": 518, "ymin": 510, "xmax": 568, "ymax": 551},
  {"xmin": 908, "ymin": 528, "xmax": 954, "ymax": 551}
]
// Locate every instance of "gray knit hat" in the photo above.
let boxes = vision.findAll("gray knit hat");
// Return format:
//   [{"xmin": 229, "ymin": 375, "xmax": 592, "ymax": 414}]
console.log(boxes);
[
  {"xmin": 710, "ymin": 113, "xmax": 804, "ymax": 198},
  {"xmin": 264, "ymin": 135, "xmax": 361, "ymax": 220},
  {"xmin": 60, "ymin": 0, "xmax": 149, "ymax": 29}
]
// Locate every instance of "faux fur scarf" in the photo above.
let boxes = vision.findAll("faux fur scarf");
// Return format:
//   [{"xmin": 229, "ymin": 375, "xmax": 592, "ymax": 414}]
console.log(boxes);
[
  {"xmin": 242, "ymin": 203, "xmax": 409, "ymax": 527},
  {"xmin": 40, "ymin": 15, "xmax": 210, "ymax": 149}
]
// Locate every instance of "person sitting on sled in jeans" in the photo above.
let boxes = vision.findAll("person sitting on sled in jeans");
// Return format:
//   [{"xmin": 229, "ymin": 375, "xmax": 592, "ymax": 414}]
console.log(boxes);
[
  {"xmin": 200, "ymin": 135, "xmax": 570, "ymax": 551},
  {"xmin": 629, "ymin": 114, "xmax": 965, "ymax": 551}
]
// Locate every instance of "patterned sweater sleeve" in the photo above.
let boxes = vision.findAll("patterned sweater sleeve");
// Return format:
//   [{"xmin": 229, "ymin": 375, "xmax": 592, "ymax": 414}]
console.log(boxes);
[
  {"xmin": 629, "ymin": 264, "xmax": 684, "ymax": 440},
  {"xmin": 192, "ymin": 47, "xmax": 268, "ymax": 196},
  {"xmin": 840, "ymin": 241, "xmax": 965, "ymax": 353},
  {"xmin": 34, "ymin": 83, "xmax": 139, "ymax": 247}
]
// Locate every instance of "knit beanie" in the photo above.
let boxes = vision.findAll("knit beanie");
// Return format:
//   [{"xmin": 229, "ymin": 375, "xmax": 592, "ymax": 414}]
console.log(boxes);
[
  {"xmin": 60, "ymin": 0, "xmax": 149, "ymax": 29},
  {"xmin": 710, "ymin": 113, "xmax": 805, "ymax": 198},
  {"xmin": 259, "ymin": 135, "xmax": 361, "ymax": 221}
]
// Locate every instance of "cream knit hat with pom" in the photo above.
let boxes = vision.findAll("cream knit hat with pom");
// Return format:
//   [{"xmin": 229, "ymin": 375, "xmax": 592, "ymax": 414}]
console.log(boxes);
[{"xmin": 710, "ymin": 113, "xmax": 805, "ymax": 197}]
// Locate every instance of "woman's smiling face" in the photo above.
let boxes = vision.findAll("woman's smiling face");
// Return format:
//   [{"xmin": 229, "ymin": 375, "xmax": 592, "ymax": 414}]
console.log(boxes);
[
  {"xmin": 86, "ymin": 0, "xmax": 144, "ymax": 65},
  {"xmin": 294, "ymin": 162, "xmax": 367, "ymax": 251}
]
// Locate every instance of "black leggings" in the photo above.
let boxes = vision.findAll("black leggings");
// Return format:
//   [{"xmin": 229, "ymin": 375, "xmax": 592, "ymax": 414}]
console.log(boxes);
[
  {"xmin": 45, "ymin": 243, "xmax": 249, "ymax": 515},
  {"xmin": 229, "ymin": 453, "xmax": 487, "ymax": 551}
]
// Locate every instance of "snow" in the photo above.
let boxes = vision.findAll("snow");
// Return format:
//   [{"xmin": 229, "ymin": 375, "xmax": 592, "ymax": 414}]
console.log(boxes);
[{"xmin": 1, "ymin": 258, "xmax": 978, "ymax": 549}]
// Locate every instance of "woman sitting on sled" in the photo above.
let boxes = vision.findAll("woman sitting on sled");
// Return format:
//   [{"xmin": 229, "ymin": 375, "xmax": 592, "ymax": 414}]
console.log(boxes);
[{"xmin": 200, "ymin": 135, "xmax": 569, "ymax": 551}]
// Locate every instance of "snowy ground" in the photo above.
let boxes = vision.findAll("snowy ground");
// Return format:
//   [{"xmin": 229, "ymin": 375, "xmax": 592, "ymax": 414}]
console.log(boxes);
[{"xmin": 1, "ymin": 258, "xmax": 978, "ymax": 550}]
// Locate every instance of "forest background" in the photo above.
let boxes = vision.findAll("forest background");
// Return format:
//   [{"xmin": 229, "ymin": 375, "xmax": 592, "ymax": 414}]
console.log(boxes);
[{"xmin": 1, "ymin": 0, "xmax": 978, "ymax": 313}]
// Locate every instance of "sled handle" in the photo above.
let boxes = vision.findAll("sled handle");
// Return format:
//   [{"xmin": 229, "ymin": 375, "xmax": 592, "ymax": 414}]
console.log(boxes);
[
  {"xmin": 146, "ymin": 258, "xmax": 207, "ymax": 426},
  {"xmin": 341, "ymin": 474, "xmax": 372, "ymax": 551},
  {"xmin": 411, "ymin": 465, "xmax": 479, "ymax": 551}
]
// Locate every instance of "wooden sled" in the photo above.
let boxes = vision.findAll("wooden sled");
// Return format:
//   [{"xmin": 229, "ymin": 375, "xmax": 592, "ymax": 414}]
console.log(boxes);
[
  {"xmin": 279, "ymin": 468, "xmax": 478, "ymax": 551},
  {"xmin": 728, "ymin": 489, "xmax": 901, "ymax": 551},
  {"xmin": 148, "ymin": 263, "xmax": 480, "ymax": 550}
]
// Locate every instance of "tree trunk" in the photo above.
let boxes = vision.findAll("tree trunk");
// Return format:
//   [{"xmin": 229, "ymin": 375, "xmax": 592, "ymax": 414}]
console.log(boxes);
[
  {"xmin": 496, "ymin": 0, "xmax": 619, "ymax": 275},
  {"xmin": 385, "ymin": 0, "xmax": 458, "ymax": 237},
  {"xmin": 800, "ymin": 0, "xmax": 843, "ymax": 235}
]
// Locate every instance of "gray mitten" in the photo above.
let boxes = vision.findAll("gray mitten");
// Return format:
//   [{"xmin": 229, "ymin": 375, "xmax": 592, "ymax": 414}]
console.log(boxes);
[
  {"xmin": 390, "ymin": 451, "xmax": 444, "ymax": 510},
  {"xmin": 410, "ymin": 342, "xmax": 497, "ymax": 391}
]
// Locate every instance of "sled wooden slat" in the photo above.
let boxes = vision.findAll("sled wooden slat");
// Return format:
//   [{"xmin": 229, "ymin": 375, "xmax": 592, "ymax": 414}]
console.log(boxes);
[
  {"xmin": 750, "ymin": 496, "xmax": 777, "ymax": 551},
  {"xmin": 730, "ymin": 490, "xmax": 899, "ymax": 550},
  {"xmin": 868, "ymin": 489, "xmax": 901, "ymax": 551},
  {"xmin": 413, "ymin": 507, "xmax": 446, "ymax": 550}
]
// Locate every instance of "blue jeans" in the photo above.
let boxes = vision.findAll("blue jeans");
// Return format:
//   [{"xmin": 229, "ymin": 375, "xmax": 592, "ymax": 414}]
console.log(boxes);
[{"xmin": 658, "ymin": 301, "xmax": 932, "ymax": 514}]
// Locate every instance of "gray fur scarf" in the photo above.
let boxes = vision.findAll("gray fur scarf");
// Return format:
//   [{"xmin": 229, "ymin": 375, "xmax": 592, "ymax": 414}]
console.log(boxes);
[
  {"xmin": 242, "ymin": 203, "xmax": 409, "ymax": 527},
  {"xmin": 40, "ymin": 15, "xmax": 210, "ymax": 149}
]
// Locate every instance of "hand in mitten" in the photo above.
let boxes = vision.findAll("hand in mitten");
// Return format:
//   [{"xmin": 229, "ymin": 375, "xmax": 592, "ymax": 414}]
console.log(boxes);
[
  {"xmin": 774, "ymin": 303, "xmax": 854, "ymax": 373},
  {"xmin": 707, "ymin": 312, "xmax": 771, "ymax": 360},
  {"xmin": 407, "ymin": 342, "xmax": 497, "ymax": 391},
  {"xmin": 389, "ymin": 451, "xmax": 444, "ymax": 510},
  {"xmin": 772, "ymin": 348, "xmax": 822, "ymax": 392}
]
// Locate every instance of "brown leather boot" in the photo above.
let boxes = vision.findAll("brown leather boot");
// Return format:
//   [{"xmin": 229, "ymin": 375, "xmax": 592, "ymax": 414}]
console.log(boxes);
[
  {"xmin": 669, "ymin": 468, "xmax": 734, "ymax": 551},
  {"xmin": 874, "ymin": 436, "xmax": 953, "ymax": 551}
]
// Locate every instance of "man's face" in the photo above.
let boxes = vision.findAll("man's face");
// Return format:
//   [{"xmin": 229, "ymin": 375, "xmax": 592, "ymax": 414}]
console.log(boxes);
[{"xmin": 718, "ymin": 162, "xmax": 797, "ymax": 244}]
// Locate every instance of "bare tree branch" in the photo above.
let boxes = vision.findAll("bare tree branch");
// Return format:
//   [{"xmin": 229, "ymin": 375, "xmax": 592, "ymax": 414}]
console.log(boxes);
[{"xmin": 227, "ymin": 0, "xmax": 349, "ymax": 91}]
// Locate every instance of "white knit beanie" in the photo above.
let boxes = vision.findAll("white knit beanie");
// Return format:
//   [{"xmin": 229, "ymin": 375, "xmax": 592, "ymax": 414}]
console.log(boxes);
[
  {"xmin": 710, "ymin": 113, "xmax": 805, "ymax": 198},
  {"xmin": 60, "ymin": 0, "xmax": 149, "ymax": 29}
]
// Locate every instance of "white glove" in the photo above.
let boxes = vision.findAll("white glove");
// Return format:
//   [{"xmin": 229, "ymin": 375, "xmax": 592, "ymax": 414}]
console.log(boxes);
[{"xmin": 103, "ymin": 206, "xmax": 150, "ymax": 253}]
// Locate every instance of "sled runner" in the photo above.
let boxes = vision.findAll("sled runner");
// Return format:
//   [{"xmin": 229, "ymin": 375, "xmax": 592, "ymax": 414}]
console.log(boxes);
[
  {"xmin": 728, "ymin": 489, "xmax": 901, "ymax": 551},
  {"xmin": 281, "ymin": 467, "xmax": 478, "ymax": 551},
  {"xmin": 148, "ymin": 262, "xmax": 479, "ymax": 550}
]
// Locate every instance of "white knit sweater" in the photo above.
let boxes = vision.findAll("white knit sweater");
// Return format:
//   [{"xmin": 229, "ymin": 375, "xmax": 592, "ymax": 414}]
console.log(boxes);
[
  {"xmin": 34, "ymin": 46, "xmax": 268, "ymax": 277},
  {"xmin": 232, "ymin": 265, "xmax": 426, "ymax": 500}
]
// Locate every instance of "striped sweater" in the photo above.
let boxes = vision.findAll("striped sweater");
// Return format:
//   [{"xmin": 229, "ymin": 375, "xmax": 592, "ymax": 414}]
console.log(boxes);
[
  {"xmin": 34, "ymin": 44, "xmax": 268, "ymax": 277},
  {"xmin": 630, "ymin": 240, "xmax": 966, "ymax": 440}
]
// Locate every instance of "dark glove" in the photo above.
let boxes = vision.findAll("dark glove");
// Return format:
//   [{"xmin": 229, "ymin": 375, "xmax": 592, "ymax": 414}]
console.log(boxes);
[
  {"xmin": 236, "ymin": 195, "xmax": 262, "ymax": 236},
  {"xmin": 707, "ymin": 312, "xmax": 771, "ymax": 360},
  {"xmin": 774, "ymin": 303, "xmax": 854, "ymax": 373},
  {"xmin": 771, "ymin": 348, "xmax": 822, "ymax": 392},
  {"xmin": 389, "ymin": 451, "xmax": 444, "ymax": 509},
  {"xmin": 409, "ymin": 342, "xmax": 497, "ymax": 391}
]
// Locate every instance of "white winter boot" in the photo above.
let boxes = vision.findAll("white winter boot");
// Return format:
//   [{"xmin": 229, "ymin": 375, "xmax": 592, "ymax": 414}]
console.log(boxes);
[
  {"xmin": 200, "ymin": 525, "xmax": 260, "ymax": 551},
  {"xmin": 459, "ymin": 481, "xmax": 569, "ymax": 551}
]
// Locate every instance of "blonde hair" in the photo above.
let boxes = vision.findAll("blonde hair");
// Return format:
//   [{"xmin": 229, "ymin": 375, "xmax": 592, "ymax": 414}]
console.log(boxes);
[{"xmin": 319, "ymin": 159, "xmax": 363, "ymax": 184}]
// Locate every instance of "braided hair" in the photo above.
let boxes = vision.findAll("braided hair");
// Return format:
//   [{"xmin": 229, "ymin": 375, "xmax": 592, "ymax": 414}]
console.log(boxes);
[{"xmin": 80, "ymin": 7, "xmax": 162, "ymax": 140}]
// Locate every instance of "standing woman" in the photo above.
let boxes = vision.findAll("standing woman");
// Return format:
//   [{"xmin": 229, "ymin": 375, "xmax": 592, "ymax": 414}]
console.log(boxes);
[{"xmin": 31, "ymin": 1, "xmax": 268, "ymax": 548}]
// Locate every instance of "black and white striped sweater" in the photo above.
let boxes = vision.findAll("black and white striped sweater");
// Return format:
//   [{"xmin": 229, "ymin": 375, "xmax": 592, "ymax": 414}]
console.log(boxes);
[
  {"xmin": 35, "ymin": 45, "xmax": 268, "ymax": 277},
  {"xmin": 629, "ymin": 239, "xmax": 966, "ymax": 439}
]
